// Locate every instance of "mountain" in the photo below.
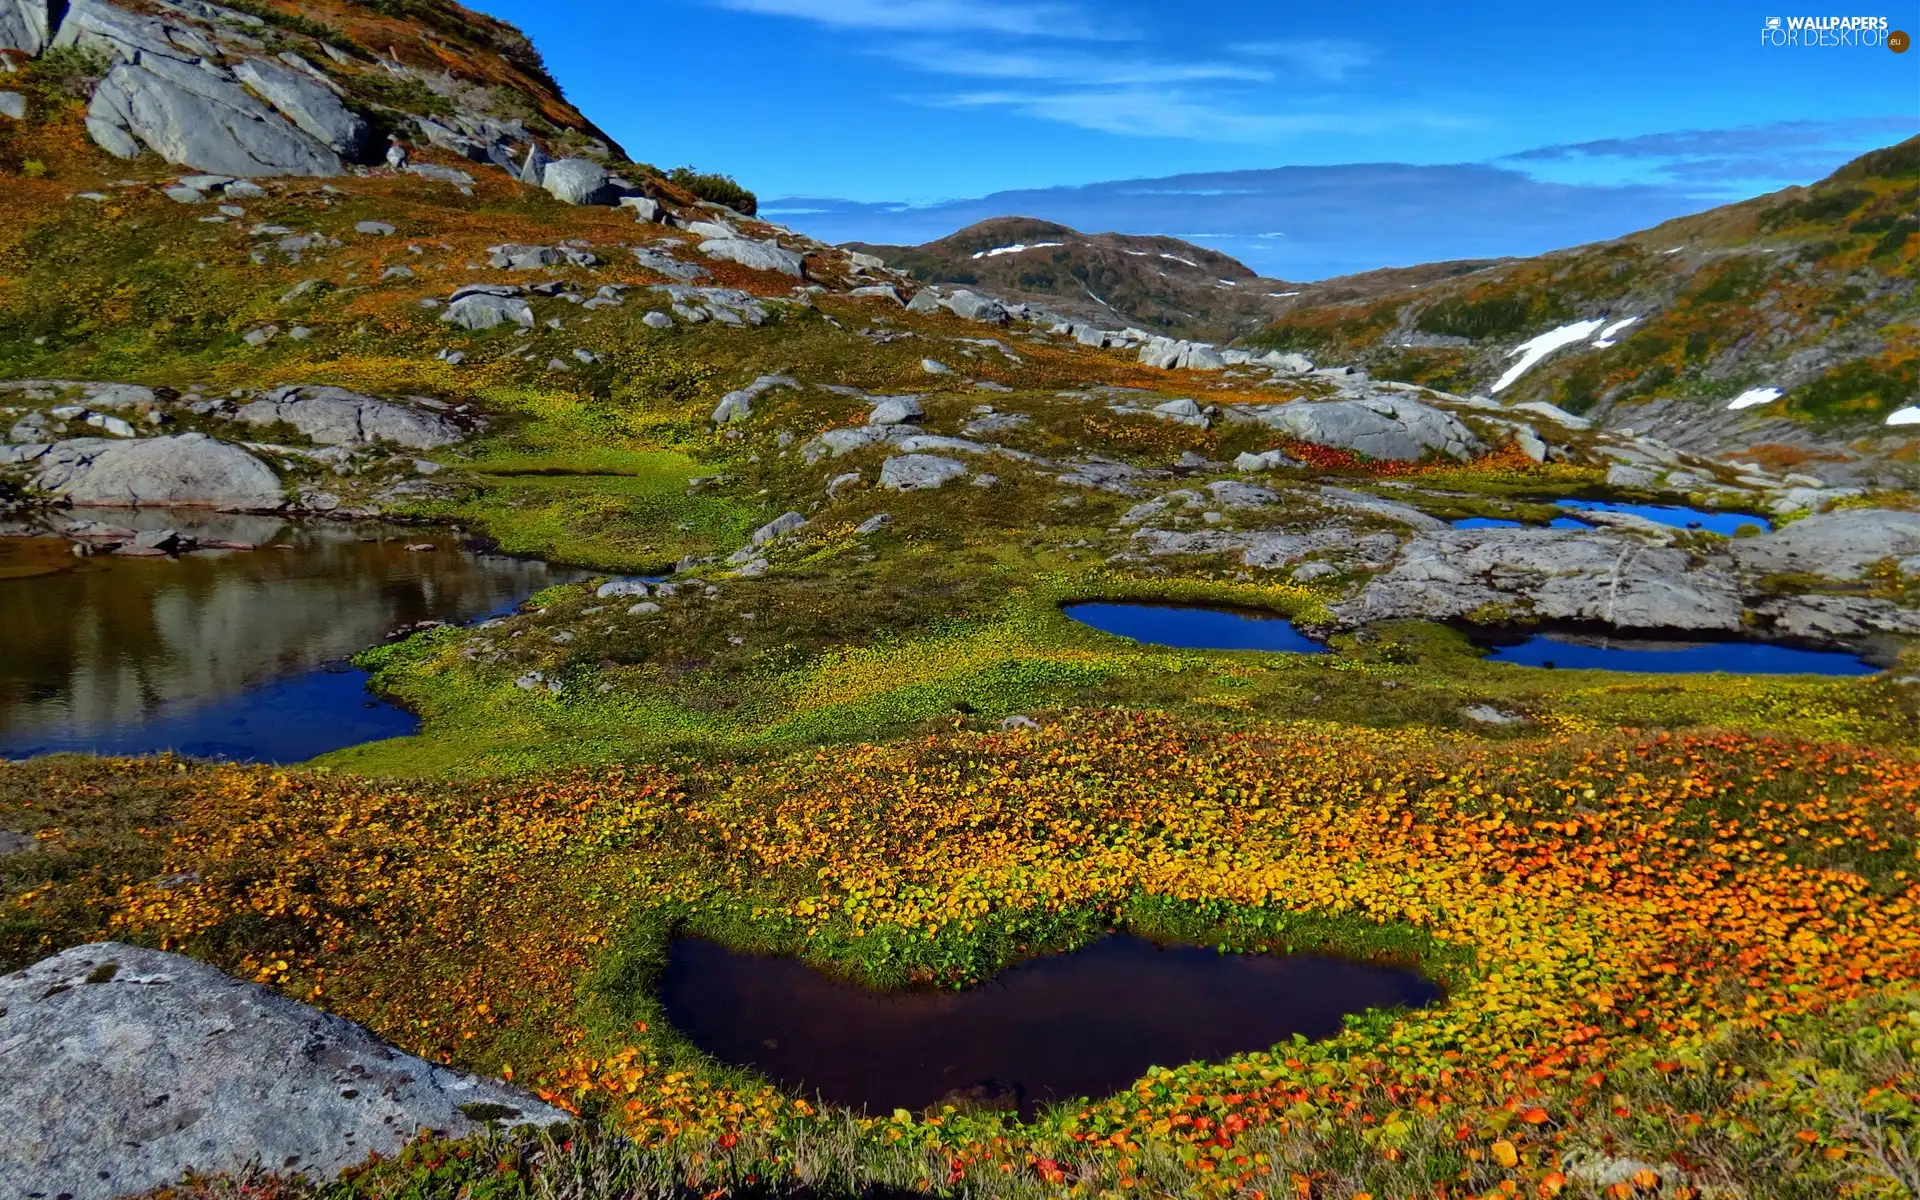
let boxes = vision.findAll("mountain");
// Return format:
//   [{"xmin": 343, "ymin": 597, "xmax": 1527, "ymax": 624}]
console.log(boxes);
[
  {"xmin": 845, "ymin": 217, "xmax": 1305, "ymax": 340},
  {"xmin": 1254, "ymin": 137, "xmax": 1920, "ymax": 463}
]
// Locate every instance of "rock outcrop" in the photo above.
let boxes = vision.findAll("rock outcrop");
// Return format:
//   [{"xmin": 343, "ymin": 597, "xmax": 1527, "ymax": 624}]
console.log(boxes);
[
  {"xmin": 0, "ymin": 943, "xmax": 568, "ymax": 1200},
  {"xmin": 1334, "ymin": 527, "xmax": 1745, "ymax": 633},
  {"xmin": 1238, "ymin": 397, "xmax": 1486, "ymax": 462},
  {"xmin": 1726, "ymin": 508, "xmax": 1920, "ymax": 581},
  {"xmin": 0, "ymin": 0, "xmax": 53, "ymax": 55},
  {"xmin": 233, "ymin": 386, "xmax": 464, "ymax": 451},
  {"xmin": 56, "ymin": 0, "xmax": 351, "ymax": 175},
  {"xmin": 16, "ymin": 433, "xmax": 283, "ymax": 508}
]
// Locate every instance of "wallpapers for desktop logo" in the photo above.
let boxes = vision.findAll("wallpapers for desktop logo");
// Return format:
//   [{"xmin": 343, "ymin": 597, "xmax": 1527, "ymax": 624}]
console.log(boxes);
[{"xmin": 1759, "ymin": 15, "xmax": 1906, "ymax": 49}]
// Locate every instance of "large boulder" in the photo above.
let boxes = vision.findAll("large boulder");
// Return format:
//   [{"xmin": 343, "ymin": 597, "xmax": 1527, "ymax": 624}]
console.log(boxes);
[
  {"xmin": 881, "ymin": 454, "xmax": 968, "ymax": 491},
  {"xmin": 0, "ymin": 943, "xmax": 568, "ymax": 1200},
  {"xmin": 23, "ymin": 433, "xmax": 283, "ymax": 508},
  {"xmin": 1244, "ymin": 397, "xmax": 1485, "ymax": 462},
  {"xmin": 698, "ymin": 237, "xmax": 807, "ymax": 278},
  {"xmin": 1334, "ymin": 527, "xmax": 1745, "ymax": 633},
  {"xmin": 87, "ymin": 59, "xmax": 344, "ymax": 175},
  {"xmin": 0, "ymin": 0, "xmax": 53, "ymax": 54},
  {"xmin": 1727, "ymin": 509, "xmax": 1920, "ymax": 581},
  {"xmin": 231, "ymin": 58, "xmax": 370, "ymax": 159},
  {"xmin": 541, "ymin": 157, "xmax": 619, "ymax": 205},
  {"xmin": 233, "ymin": 386, "xmax": 463, "ymax": 451},
  {"xmin": 53, "ymin": 0, "xmax": 346, "ymax": 175},
  {"xmin": 440, "ymin": 292, "xmax": 534, "ymax": 331}
]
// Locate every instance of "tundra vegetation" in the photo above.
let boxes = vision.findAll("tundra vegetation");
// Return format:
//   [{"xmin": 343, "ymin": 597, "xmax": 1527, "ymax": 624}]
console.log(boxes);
[{"xmin": 0, "ymin": 6, "xmax": 1918, "ymax": 1200}]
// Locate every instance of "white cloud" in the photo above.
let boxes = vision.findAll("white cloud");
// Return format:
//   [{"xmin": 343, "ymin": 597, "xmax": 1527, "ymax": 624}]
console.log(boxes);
[
  {"xmin": 886, "ymin": 42, "xmax": 1273, "ymax": 86},
  {"xmin": 707, "ymin": 0, "xmax": 1119, "ymax": 38},
  {"xmin": 928, "ymin": 87, "xmax": 1463, "ymax": 143},
  {"xmin": 1230, "ymin": 38, "xmax": 1375, "ymax": 82}
]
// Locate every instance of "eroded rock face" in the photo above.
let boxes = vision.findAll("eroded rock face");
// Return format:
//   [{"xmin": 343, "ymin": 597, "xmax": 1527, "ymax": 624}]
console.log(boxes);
[
  {"xmin": 1334, "ymin": 527, "xmax": 1745, "ymax": 633},
  {"xmin": 0, "ymin": 0, "xmax": 53, "ymax": 55},
  {"xmin": 230, "ymin": 58, "xmax": 370, "ymax": 159},
  {"xmin": 22, "ymin": 433, "xmax": 283, "ymax": 508},
  {"xmin": 0, "ymin": 943, "xmax": 568, "ymax": 1200},
  {"xmin": 57, "ymin": 0, "xmax": 348, "ymax": 175},
  {"xmin": 233, "ymin": 386, "xmax": 464, "ymax": 451},
  {"xmin": 698, "ymin": 237, "xmax": 807, "ymax": 278},
  {"xmin": 1242, "ymin": 397, "xmax": 1486, "ymax": 462},
  {"xmin": 1727, "ymin": 509, "xmax": 1920, "ymax": 581}
]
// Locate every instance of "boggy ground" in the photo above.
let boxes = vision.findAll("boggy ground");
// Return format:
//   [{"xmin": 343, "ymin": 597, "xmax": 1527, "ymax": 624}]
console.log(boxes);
[{"xmin": 3, "ymin": 67, "xmax": 1920, "ymax": 1200}]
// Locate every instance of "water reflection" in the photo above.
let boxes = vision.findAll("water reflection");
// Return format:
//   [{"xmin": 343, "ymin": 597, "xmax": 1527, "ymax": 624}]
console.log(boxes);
[
  {"xmin": 662, "ymin": 934, "xmax": 1438, "ymax": 1118},
  {"xmin": 0, "ymin": 515, "xmax": 562, "ymax": 762}
]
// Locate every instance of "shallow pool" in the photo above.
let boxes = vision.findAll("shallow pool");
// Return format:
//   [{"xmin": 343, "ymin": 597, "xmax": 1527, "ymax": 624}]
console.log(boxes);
[
  {"xmin": 1474, "ymin": 631, "xmax": 1877, "ymax": 676},
  {"xmin": 0, "ymin": 516, "xmax": 566, "ymax": 762},
  {"xmin": 1453, "ymin": 500, "xmax": 1772, "ymax": 535},
  {"xmin": 1064, "ymin": 603, "xmax": 1327, "ymax": 653},
  {"xmin": 661, "ymin": 934, "xmax": 1439, "ymax": 1118}
]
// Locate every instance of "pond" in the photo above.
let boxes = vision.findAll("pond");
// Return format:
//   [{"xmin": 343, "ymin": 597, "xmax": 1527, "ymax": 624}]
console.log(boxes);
[
  {"xmin": 1064, "ymin": 602, "xmax": 1327, "ymax": 654},
  {"xmin": 660, "ymin": 934, "xmax": 1439, "ymax": 1119},
  {"xmin": 1453, "ymin": 499, "xmax": 1772, "ymax": 536},
  {"xmin": 0, "ymin": 514, "xmax": 565, "ymax": 763},
  {"xmin": 1471, "ymin": 630, "xmax": 1879, "ymax": 676}
]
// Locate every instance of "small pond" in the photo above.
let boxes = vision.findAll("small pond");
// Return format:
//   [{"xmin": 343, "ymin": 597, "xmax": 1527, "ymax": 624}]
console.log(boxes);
[
  {"xmin": 0, "ymin": 514, "xmax": 566, "ymax": 763},
  {"xmin": 1453, "ymin": 499, "xmax": 1772, "ymax": 536},
  {"xmin": 1471, "ymin": 630, "xmax": 1879, "ymax": 676},
  {"xmin": 1065, "ymin": 602, "xmax": 1327, "ymax": 654},
  {"xmin": 661, "ymin": 934, "xmax": 1439, "ymax": 1118}
]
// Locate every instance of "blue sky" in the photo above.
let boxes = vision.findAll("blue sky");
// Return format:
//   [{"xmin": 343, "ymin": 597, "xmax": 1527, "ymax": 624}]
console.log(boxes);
[{"xmin": 473, "ymin": 0, "xmax": 1918, "ymax": 277}]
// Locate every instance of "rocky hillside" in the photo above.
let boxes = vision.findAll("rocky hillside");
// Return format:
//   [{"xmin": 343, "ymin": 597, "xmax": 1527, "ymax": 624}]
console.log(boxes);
[
  {"xmin": 1248, "ymin": 138, "xmax": 1920, "ymax": 475},
  {"xmin": 845, "ymin": 217, "xmax": 1304, "ymax": 341}
]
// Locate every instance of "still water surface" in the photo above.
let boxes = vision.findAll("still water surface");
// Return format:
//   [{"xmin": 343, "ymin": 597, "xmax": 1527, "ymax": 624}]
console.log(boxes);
[
  {"xmin": 0, "ymin": 513, "xmax": 562, "ymax": 762},
  {"xmin": 662, "ymin": 934, "xmax": 1439, "ymax": 1118},
  {"xmin": 1064, "ymin": 602, "xmax": 1327, "ymax": 653}
]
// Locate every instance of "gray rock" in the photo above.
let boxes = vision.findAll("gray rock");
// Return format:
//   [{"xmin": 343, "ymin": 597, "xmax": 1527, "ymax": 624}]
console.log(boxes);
[
  {"xmin": 25, "ymin": 433, "xmax": 281, "ymax": 508},
  {"xmin": 439, "ymin": 292, "xmax": 534, "ymax": 331},
  {"xmin": 1728, "ymin": 509, "xmax": 1920, "ymax": 581},
  {"xmin": 642, "ymin": 311, "xmax": 673, "ymax": 329},
  {"xmin": 1234, "ymin": 449, "xmax": 1300, "ymax": 472},
  {"xmin": 1463, "ymin": 704, "xmax": 1526, "ymax": 726},
  {"xmin": 407, "ymin": 163, "xmax": 474, "ymax": 192},
  {"xmin": 0, "ymin": 0, "xmax": 53, "ymax": 55},
  {"xmin": 905, "ymin": 289, "xmax": 944, "ymax": 315},
  {"xmin": 1291, "ymin": 561, "xmax": 1337, "ymax": 583},
  {"xmin": 942, "ymin": 290, "xmax": 1010, "ymax": 324},
  {"xmin": 1150, "ymin": 398, "xmax": 1209, "ymax": 428},
  {"xmin": 751, "ymin": 511, "xmax": 806, "ymax": 545},
  {"xmin": 230, "ymin": 58, "xmax": 370, "ymax": 159},
  {"xmin": 0, "ymin": 829, "xmax": 36, "ymax": 855},
  {"xmin": 881, "ymin": 454, "xmax": 968, "ymax": 491},
  {"xmin": 1000, "ymin": 715, "xmax": 1040, "ymax": 731},
  {"xmin": 849, "ymin": 284, "xmax": 903, "ymax": 305},
  {"xmin": 542, "ymin": 157, "xmax": 617, "ymax": 205},
  {"xmin": 74, "ymin": 9, "xmax": 347, "ymax": 178},
  {"xmin": 921, "ymin": 358, "xmax": 954, "ymax": 375},
  {"xmin": 869, "ymin": 396, "xmax": 925, "ymax": 426},
  {"xmin": 596, "ymin": 579, "xmax": 650, "ymax": 599},
  {"xmin": 1317, "ymin": 486, "xmax": 1449, "ymax": 531},
  {"xmin": 698, "ymin": 237, "xmax": 807, "ymax": 278},
  {"xmin": 233, "ymin": 386, "xmax": 463, "ymax": 450},
  {"xmin": 618, "ymin": 195, "xmax": 661, "ymax": 223},
  {"xmin": 0, "ymin": 943, "xmax": 565, "ymax": 1200},
  {"xmin": 0, "ymin": 90, "xmax": 24, "ymax": 120},
  {"xmin": 1205, "ymin": 480, "xmax": 1279, "ymax": 509},
  {"xmin": 1336, "ymin": 527, "xmax": 1745, "ymax": 633},
  {"xmin": 710, "ymin": 374, "xmax": 798, "ymax": 425},
  {"xmin": 1605, "ymin": 463, "xmax": 1659, "ymax": 489},
  {"xmin": 1756, "ymin": 594, "xmax": 1920, "ymax": 640},
  {"xmin": 854, "ymin": 513, "xmax": 894, "ymax": 535},
  {"xmin": 1245, "ymin": 396, "xmax": 1484, "ymax": 461},
  {"xmin": 631, "ymin": 246, "xmax": 710, "ymax": 283},
  {"xmin": 355, "ymin": 220, "xmax": 395, "ymax": 236}
]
